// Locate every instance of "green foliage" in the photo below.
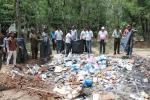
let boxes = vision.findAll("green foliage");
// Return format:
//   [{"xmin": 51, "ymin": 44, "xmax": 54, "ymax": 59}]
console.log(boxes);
[{"xmin": 0, "ymin": 0, "xmax": 149, "ymax": 39}]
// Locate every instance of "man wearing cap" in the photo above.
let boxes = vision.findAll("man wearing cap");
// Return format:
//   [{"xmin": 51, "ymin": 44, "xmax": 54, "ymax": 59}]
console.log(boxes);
[{"xmin": 98, "ymin": 27, "xmax": 108, "ymax": 54}]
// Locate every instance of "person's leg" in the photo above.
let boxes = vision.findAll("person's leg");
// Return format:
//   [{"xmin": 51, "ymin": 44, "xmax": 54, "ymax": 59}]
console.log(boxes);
[
  {"xmin": 114, "ymin": 38, "xmax": 117, "ymax": 54},
  {"xmin": 58, "ymin": 40, "xmax": 61, "ymax": 53},
  {"xmin": 102, "ymin": 40, "xmax": 105, "ymax": 54},
  {"xmin": 56, "ymin": 40, "xmax": 59, "ymax": 53},
  {"xmin": 12, "ymin": 51, "xmax": 17, "ymax": 65},
  {"xmin": 89, "ymin": 41, "xmax": 92, "ymax": 54},
  {"xmin": 7, "ymin": 51, "xmax": 13, "ymax": 65},
  {"xmin": 0, "ymin": 50, "xmax": 3, "ymax": 70},
  {"xmin": 31, "ymin": 46, "xmax": 34, "ymax": 59},
  {"xmin": 100, "ymin": 41, "xmax": 102, "ymax": 54},
  {"xmin": 86, "ymin": 41, "xmax": 89, "ymax": 53},
  {"xmin": 83, "ymin": 40, "xmax": 86, "ymax": 52},
  {"xmin": 117, "ymin": 38, "xmax": 121, "ymax": 54},
  {"xmin": 52, "ymin": 39, "xmax": 55, "ymax": 50},
  {"xmin": 66, "ymin": 43, "xmax": 69, "ymax": 55},
  {"xmin": 35, "ymin": 47, "xmax": 38, "ymax": 59}
]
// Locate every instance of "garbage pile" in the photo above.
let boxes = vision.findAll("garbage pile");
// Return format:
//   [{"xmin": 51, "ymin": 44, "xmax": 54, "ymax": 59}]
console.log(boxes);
[{"xmin": 9, "ymin": 54, "xmax": 150, "ymax": 100}]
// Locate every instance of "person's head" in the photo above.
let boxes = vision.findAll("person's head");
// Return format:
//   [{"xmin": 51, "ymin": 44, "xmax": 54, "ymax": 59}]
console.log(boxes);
[
  {"xmin": 127, "ymin": 24, "xmax": 132, "ymax": 31},
  {"xmin": 9, "ymin": 32, "xmax": 14, "ymax": 38},
  {"xmin": 72, "ymin": 26, "xmax": 75, "ymax": 30},
  {"xmin": 101, "ymin": 27, "xmax": 105, "ymax": 32},
  {"xmin": 83, "ymin": 27, "xmax": 86, "ymax": 31},
  {"xmin": 116, "ymin": 26, "xmax": 120, "ymax": 31},
  {"xmin": 20, "ymin": 33, "xmax": 24, "ymax": 38},
  {"xmin": 57, "ymin": 27, "xmax": 61, "ymax": 31}
]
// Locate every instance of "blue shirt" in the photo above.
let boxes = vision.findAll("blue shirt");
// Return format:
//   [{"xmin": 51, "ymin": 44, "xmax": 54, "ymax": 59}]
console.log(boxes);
[{"xmin": 50, "ymin": 32, "xmax": 55, "ymax": 39}]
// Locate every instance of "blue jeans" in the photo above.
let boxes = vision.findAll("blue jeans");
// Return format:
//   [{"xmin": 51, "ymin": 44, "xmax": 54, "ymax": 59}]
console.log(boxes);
[{"xmin": 86, "ymin": 40, "xmax": 92, "ymax": 53}]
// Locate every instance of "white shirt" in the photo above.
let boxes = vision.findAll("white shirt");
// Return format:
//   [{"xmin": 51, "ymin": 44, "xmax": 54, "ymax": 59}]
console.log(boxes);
[
  {"xmin": 55, "ymin": 30, "xmax": 63, "ymax": 40},
  {"xmin": 112, "ymin": 29, "xmax": 121, "ymax": 38},
  {"xmin": 98, "ymin": 30, "xmax": 108, "ymax": 41},
  {"xmin": 65, "ymin": 33, "xmax": 72, "ymax": 43},
  {"xmin": 80, "ymin": 30, "xmax": 86, "ymax": 40},
  {"xmin": 71, "ymin": 29, "xmax": 78, "ymax": 41},
  {"xmin": 85, "ymin": 30, "xmax": 93, "ymax": 41}
]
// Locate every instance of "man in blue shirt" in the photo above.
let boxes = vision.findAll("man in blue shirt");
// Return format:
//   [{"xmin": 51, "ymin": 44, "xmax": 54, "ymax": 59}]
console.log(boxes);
[{"xmin": 50, "ymin": 31, "xmax": 56, "ymax": 50}]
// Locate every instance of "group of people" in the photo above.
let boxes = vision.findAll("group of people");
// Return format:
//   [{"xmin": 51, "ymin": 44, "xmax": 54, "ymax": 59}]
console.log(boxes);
[
  {"xmin": 0, "ymin": 29, "xmax": 52, "ymax": 69},
  {"xmin": 50, "ymin": 25, "xmax": 134, "ymax": 56},
  {"xmin": 0, "ymin": 32, "xmax": 27, "ymax": 69},
  {"xmin": 0, "ymin": 24, "xmax": 134, "ymax": 70}
]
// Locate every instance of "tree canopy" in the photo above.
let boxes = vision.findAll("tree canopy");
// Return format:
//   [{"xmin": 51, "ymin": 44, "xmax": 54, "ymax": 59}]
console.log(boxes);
[{"xmin": 0, "ymin": 0, "xmax": 150, "ymax": 41}]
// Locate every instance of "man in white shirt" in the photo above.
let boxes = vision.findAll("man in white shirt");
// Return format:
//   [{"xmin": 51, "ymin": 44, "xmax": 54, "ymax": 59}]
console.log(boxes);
[
  {"xmin": 86, "ymin": 28, "xmax": 93, "ymax": 54},
  {"xmin": 65, "ymin": 32, "xmax": 72, "ymax": 56},
  {"xmin": 55, "ymin": 28, "xmax": 63, "ymax": 53},
  {"xmin": 71, "ymin": 26, "xmax": 78, "ymax": 41},
  {"xmin": 98, "ymin": 27, "xmax": 108, "ymax": 54},
  {"xmin": 80, "ymin": 28, "xmax": 87, "ymax": 52}
]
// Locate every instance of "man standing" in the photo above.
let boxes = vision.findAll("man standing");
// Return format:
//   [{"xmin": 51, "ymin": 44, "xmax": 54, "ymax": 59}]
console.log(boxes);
[
  {"xmin": 112, "ymin": 26, "xmax": 121, "ymax": 55},
  {"xmin": 80, "ymin": 28, "xmax": 87, "ymax": 52},
  {"xmin": 98, "ymin": 27, "xmax": 108, "ymax": 54},
  {"xmin": 55, "ymin": 28, "xmax": 63, "ymax": 53},
  {"xmin": 65, "ymin": 32, "xmax": 72, "ymax": 56},
  {"xmin": 71, "ymin": 26, "xmax": 78, "ymax": 41},
  {"xmin": 0, "ymin": 32, "xmax": 4, "ymax": 70},
  {"xmin": 6, "ymin": 32, "xmax": 17, "ymax": 66},
  {"xmin": 85, "ymin": 28, "xmax": 93, "ymax": 54},
  {"xmin": 29, "ymin": 30, "xmax": 39, "ymax": 59},
  {"xmin": 50, "ymin": 31, "xmax": 56, "ymax": 50}
]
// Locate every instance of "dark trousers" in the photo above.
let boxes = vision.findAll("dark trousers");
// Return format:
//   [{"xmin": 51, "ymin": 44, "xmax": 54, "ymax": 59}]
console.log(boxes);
[
  {"xmin": 81, "ymin": 40, "xmax": 87, "ymax": 52},
  {"xmin": 31, "ymin": 46, "xmax": 38, "ymax": 59},
  {"xmin": 100, "ymin": 40, "xmax": 106, "ymax": 54},
  {"xmin": 0, "ymin": 50, "xmax": 3, "ymax": 70},
  {"xmin": 114, "ymin": 38, "xmax": 120, "ymax": 54},
  {"xmin": 52, "ymin": 39, "xmax": 56, "ymax": 50},
  {"xmin": 66, "ymin": 43, "xmax": 71, "ymax": 55},
  {"xmin": 56, "ymin": 40, "xmax": 62, "ymax": 53}
]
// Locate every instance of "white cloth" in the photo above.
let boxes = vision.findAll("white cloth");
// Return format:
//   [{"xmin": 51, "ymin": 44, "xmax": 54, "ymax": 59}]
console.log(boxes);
[
  {"xmin": 80, "ymin": 30, "xmax": 86, "ymax": 40},
  {"xmin": 55, "ymin": 30, "xmax": 63, "ymax": 40},
  {"xmin": 65, "ymin": 33, "xmax": 72, "ymax": 43},
  {"xmin": 98, "ymin": 30, "xmax": 108, "ymax": 41},
  {"xmin": 85, "ymin": 30, "xmax": 93, "ymax": 41},
  {"xmin": 7, "ymin": 51, "xmax": 17, "ymax": 65},
  {"xmin": 71, "ymin": 29, "xmax": 78, "ymax": 41}
]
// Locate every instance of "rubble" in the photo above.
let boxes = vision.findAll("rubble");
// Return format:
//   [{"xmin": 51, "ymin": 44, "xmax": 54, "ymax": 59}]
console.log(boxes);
[{"xmin": 0, "ymin": 54, "xmax": 150, "ymax": 99}]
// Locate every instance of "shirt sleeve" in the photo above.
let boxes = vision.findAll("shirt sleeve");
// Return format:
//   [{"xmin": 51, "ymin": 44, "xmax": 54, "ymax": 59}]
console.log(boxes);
[
  {"xmin": 112, "ymin": 30, "xmax": 115, "ymax": 37},
  {"xmin": 91, "ymin": 31, "xmax": 93, "ymax": 37}
]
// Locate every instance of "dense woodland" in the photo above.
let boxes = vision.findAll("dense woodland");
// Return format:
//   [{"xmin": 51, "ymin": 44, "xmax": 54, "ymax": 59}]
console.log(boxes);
[{"xmin": 0, "ymin": 0, "xmax": 150, "ymax": 41}]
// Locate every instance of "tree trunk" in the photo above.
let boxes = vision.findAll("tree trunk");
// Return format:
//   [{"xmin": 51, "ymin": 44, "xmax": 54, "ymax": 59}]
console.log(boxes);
[{"xmin": 16, "ymin": 0, "xmax": 21, "ymax": 36}]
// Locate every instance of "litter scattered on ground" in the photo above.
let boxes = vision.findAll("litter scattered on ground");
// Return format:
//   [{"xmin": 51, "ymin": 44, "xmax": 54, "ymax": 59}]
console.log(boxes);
[{"xmin": 1, "ymin": 53, "xmax": 150, "ymax": 99}]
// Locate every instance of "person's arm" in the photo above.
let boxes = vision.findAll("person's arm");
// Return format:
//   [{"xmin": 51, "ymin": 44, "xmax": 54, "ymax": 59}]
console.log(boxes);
[{"xmin": 112, "ymin": 30, "xmax": 115, "ymax": 38}]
